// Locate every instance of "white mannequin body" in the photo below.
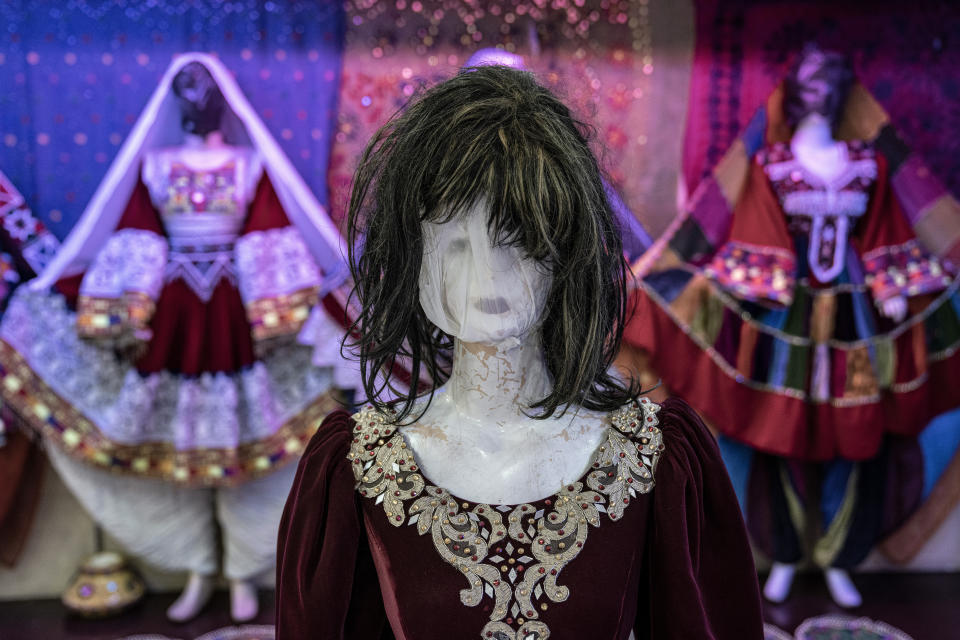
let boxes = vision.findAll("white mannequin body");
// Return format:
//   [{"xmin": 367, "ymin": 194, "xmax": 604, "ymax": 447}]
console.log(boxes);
[
  {"xmin": 158, "ymin": 130, "xmax": 260, "ymax": 624},
  {"xmin": 403, "ymin": 337, "xmax": 610, "ymax": 505},
  {"xmin": 156, "ymin": 130, "xmax": 235, "ymax": 167},
  {"xmin": 763, "ymin": 113, "xmax": 873, "ymax": 609},
  {"xmin": 790, "ymin": 113, "xmax": 849, "ymax": 184},
  {"xmin": 790, "ymin": 113, "xmax": 907, "ymax": 323}
]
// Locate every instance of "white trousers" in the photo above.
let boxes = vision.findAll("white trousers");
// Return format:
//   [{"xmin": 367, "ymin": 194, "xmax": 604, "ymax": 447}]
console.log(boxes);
[{"xmin": 47, "ymin": 445, "xmax": 296, "ymax": 581}]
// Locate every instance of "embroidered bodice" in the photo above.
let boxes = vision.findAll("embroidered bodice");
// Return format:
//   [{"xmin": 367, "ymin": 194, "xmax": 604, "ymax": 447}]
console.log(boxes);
[
  {"xmin": 142, "ymin": 145, "xmax": 263, "ymax": 301},
  {"xmin": 348, "ymin": 398, "xmax": 663, "ymax": 640},
  {"xmin": 760, "ymin": 141, "xmax": 877, "ymax": 283}
]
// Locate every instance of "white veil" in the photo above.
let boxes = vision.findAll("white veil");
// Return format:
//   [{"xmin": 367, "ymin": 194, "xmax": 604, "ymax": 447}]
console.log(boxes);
[{"xmin": 33, "ymin": 51, "xmax": 347, "ymax": 290}]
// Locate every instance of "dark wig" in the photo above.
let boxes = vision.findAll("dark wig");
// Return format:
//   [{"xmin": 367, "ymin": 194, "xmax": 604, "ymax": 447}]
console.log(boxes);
[
  {"xmin": 172, "ymin": 62, "xmax": 225, "ymax": 137},
  {"xmin": 783, "ymin": 44, "xmax": 854, "ymax": 130},
  {"xmin": 346, "ymin": 65, "xmax": 639, "ymax": 423}
]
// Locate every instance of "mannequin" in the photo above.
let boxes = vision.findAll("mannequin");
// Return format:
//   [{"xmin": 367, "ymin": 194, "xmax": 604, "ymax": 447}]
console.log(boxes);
[
  {"xmin": 154, "ymin": 63, "xmax": 251, "ymax": 626},
  {"xmin": 0, "ymin": 54, "xmax": 351, "ymax": 623},
  {"xmin": 276, "ymin": 65, "xmax": 763, "ymax": 640},
  {"xmin": 760, "ymin": 48, "xmax": 897, "ymax": 608},
  {"xmin": 621, "ymin": 45, "xmax": 956, "ymax": 610},
  {"xmin": 766, "ymin": 108, "xmax": 868, "ymax": 607}
]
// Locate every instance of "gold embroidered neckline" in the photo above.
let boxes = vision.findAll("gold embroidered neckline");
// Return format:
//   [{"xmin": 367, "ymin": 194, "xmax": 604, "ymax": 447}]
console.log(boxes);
[{"xmin": 347, "ymin": 398, "xmax": 664, "ymax": 640}]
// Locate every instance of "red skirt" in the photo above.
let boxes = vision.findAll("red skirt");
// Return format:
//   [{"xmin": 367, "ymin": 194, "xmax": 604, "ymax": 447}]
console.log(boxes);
[{"xmin": 137, "ymin": 278, "xmax": 255, "ymax": 376}]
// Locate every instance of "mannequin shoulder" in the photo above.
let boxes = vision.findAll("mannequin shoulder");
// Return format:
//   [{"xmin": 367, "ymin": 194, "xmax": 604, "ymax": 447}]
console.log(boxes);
[
  {"xmin": 755, "ymin": 141, "xmax": 792, "ymax": 167},
  {"xmin": 297, "ymin": 408, "xmax": 357, "ymax": 475},
  {"xmin": 641, "ymin": 396, "xmax": 729, "ymax": 485}
]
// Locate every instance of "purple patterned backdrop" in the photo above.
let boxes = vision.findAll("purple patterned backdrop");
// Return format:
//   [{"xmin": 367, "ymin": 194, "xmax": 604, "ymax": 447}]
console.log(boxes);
[
  {"xmin": 0, "ymin": 1, "xmax": 344, "ymax": 239},
  {"xmin": 685, "ymin": 0, "xmax": 959, "ymax": 196}
]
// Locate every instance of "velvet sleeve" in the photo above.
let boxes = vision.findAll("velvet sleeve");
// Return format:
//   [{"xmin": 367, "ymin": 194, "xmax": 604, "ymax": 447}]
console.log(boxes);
[
  {"xmin": 635, "ymin": 397, "xmax": 764, "ymax": 640},
  {"xmin": 276, "ymin": 410, "xmax": 392, "ymax": 640}
]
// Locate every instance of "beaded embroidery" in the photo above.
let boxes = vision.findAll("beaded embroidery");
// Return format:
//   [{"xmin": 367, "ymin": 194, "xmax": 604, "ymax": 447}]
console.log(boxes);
[{"xmin": 348, "ymin": 397, "xmax": 664, "ymax": 640}]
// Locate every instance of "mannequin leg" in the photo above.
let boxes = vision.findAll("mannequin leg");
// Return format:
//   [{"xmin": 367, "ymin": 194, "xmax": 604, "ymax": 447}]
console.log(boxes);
[
  {"xmin": 217, "ymin": 463, "xmax": 298, "ymax": 621},
  {"xmin": 166, "ymin": 571, "xmax": 217, "ymax": 622},
  {"xmin": 824, "ymin": 567, "xmax": 862, "ymax": 608},
  {"xmin": 45, "ymin": 447, "xmax": 219, "ymax": 620},
  {"xmin": 229, "ymin": 579, "xmax": 259, "ymax": 622},
  {"xmin": 762, "ymin": 562, "xmax": 796, "ymax": 603},
  {"xmin": 750, "ymin": 454, "xmax": 805, "ymax": 603},
  {"xmin": 814, "ymin": 457, "xmax": 886, "ymax": 609}
]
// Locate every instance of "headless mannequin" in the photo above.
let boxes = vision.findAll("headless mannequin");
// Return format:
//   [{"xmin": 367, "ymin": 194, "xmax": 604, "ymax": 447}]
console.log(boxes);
[
  {"xmin": 157, "ymin": 63, "xmax": 258, "ymax": 624},
  {"xmin": 403, "ymin": 210, "xmax": 638, "ymax": 638},
  {"xmin": 763, "ymin": 111, "xmax": 906, "ymax": 610}
]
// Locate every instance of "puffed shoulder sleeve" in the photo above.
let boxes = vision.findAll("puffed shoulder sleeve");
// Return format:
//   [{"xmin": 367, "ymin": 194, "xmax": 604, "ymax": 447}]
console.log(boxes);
[
  {"xmin": 635, "ymin": 397, "xmax": 764, "ymax": 640},
  {"xmin": 276, "ymin": 410, "xmax": 392, "ymax": 640}
]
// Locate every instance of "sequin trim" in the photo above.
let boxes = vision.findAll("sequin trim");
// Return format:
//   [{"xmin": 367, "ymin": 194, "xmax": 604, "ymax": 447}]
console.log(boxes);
[
  {"xmin": 703, "ymin": 241, "xmax": 796, "ymax": 305},
  {"xmin": 862, "ymin": 239, "xmax": 953, "ymax": 302},
  {"xmin": 349, "ymin": 398, "xmax": 663, "ymax": 640}
]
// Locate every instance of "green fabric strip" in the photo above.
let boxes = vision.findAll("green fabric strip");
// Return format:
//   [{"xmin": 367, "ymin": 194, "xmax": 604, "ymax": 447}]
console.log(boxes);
[
  {"xmin": 692, "ymin": 290, "xmax": 725, "ymax": 346},
  {"xmin": 873, "ymin": 338, "xmax": 896, "ymax": 389},
  {"xmin": 813, "ymin": 466, "xmax": 860, "ymax": 568},
  {"xmin": 784, "ymin": 343, "xmax": 810, "ymax": 392}
]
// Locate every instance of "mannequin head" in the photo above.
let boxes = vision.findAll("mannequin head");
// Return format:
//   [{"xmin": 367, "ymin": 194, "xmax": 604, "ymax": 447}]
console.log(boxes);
[
  {"xmin": 464, "ymin": 48, "xmax": 526, "ymax": 70},
  {"xmin": 347, "ymin": 65, "xmax": 637, "ymax": 421},
  {"xmin": 172, "ymin": 62, "xmax": 225, "ymax": 137},
  {"xmin": 783, "ymin": 44, "xmax": 854, "ymax": 131}
]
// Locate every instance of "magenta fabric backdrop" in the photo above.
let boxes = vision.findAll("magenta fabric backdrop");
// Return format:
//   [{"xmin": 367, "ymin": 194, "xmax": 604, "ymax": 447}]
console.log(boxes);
[{"xmin": 685, "ymin": 0, "xmax": 959, "ymax": 196}]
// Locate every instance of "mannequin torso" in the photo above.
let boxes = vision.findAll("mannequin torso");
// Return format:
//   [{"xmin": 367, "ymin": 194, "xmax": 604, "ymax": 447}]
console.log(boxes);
[
  {"xmin": 789, "ymin": 113, "xmax": 851, "ymax": 183},
  {"xmin": 782, "ymin": 112, "xmax": 907, "ymax": 323}
]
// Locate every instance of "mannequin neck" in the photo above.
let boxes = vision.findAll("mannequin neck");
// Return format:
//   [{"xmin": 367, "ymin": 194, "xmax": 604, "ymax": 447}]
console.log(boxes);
[
  {"xmin": 790, "ymin": 113, "xmax": 849, "ymax": 183},
  {"xmin": 446, "ymin": 333, "xmax": 552, "ymax": 425},
  {"xmin": 791, "ymin": 113, "xmax": 836, "ymax": 151},
  {"xmin": 184, "ymin": 130, "xmax": 225, "ymax": 148}
]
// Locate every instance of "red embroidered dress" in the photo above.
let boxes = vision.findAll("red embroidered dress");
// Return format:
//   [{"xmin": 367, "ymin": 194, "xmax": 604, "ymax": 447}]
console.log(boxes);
[
  {"xmin": 702, "ymin": 142, "xmax": 949, "ymax": 306},
  {"xmin": 627, "ymin": 140, "xmax": 960, "ymax": 461},
  {"xmin": 276, "ymin": 398, "xmax": 764, "ymax": 639},
  {"xmin": 0, "ymin": 148, "xmax": 339, "ymax": 485},
  {"xmin": 0, "ymin": 53, "xmax": 350, "ymax": 487}
]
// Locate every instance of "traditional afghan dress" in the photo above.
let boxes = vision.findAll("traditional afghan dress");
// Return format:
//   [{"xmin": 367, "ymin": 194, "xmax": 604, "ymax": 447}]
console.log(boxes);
[
  {"xmin": 622, "ymin": 83, "xmax": 960, "ymax": 569},
  {"xmin": 0, "ymin": 53, "xmax": 354, "ymax": 579}
]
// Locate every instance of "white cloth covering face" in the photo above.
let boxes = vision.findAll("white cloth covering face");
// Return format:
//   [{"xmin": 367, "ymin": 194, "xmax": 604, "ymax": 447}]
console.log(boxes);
[
  {"xmin": 418, "ymin": 203, "xmax": 550, "ymax": 344},
  {"xmin": 405, "ymin": 203, "xmax": 609, "ymax": 505}
]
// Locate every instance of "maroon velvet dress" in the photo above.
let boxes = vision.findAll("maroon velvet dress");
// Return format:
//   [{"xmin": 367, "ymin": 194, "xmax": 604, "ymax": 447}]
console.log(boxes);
[{"xmin": 276, "ymin": 396, "xmax": 763, "ymax": 639}]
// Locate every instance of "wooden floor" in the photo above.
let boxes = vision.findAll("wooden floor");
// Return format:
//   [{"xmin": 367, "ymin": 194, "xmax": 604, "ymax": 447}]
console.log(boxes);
[
  {"xmin": 0, "ymin": 591, "xmax": 274, "ymax": 640},
  {"xmin": 1, "ymin": 573, "xmax": 958, "ymax": 639}
]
